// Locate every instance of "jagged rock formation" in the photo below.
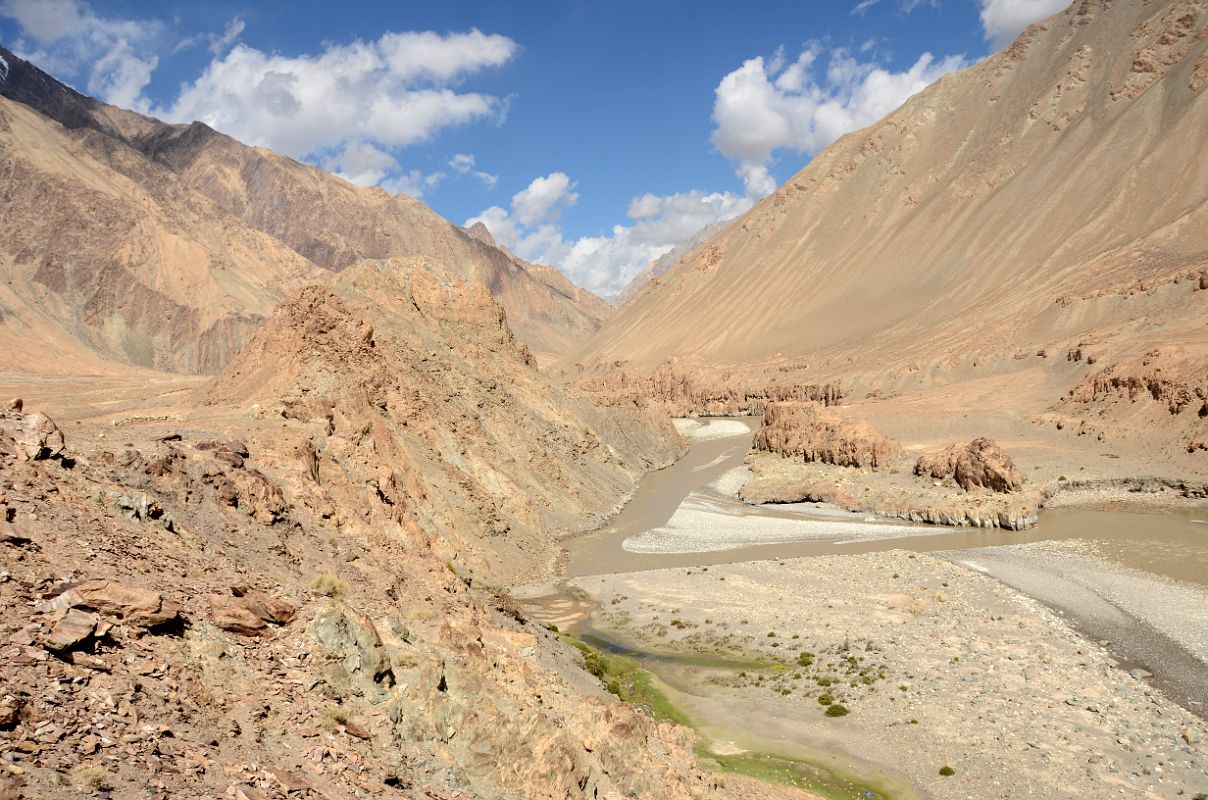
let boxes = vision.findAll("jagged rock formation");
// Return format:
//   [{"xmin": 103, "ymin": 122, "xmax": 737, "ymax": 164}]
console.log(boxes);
[
  {"xmin": 0, "ymin": 47, "xmax": 612, "ymax": 373},
  {"xmin": 204, "ymin": 257, "xmax": 681, "ymax": 581},
  {"xmin": 567, "ymin": 0, "xmax": 1208, "ymax": 466},
  {"xmin": 753, "ymin": 402, "xmax": 897, "ymax": 470},
  {"xmin": 914, "ymin": 438, "xmax": 1024, "ymax": 493},
  {"xmin": 0, "ymin": 399, "xmax": 769, "ymax": 800},
  {"xmin": 575, "ymin": 361, "xmax": 843, "ymax": 417}
]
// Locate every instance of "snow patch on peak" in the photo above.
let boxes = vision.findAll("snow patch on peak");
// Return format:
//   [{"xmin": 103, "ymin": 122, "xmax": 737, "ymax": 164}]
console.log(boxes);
[{"xmin": 0, "ymin": 53, "xmax": 9, "ymax": 84}]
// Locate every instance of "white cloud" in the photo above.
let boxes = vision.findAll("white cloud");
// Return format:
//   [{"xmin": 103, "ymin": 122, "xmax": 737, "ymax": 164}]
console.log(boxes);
[
  {"xmin": 511, "ymin": 171, "xmax": 578, "ymax": 226},
  {"xmin": 467, "ymin": 175, "xmax": 752, "ymax": 297},
  {"xmin": 0, "ymin": 0, "xmax": 161, "ymax": 110},
  {"xmin": 157, "ymin": 31, "xmax": 515, "ymax": 161},
  {"xmin": 447, "ymin": 153, "xmax": 498, "ymax": 187},
  {"xmin": 711, "ymin": 44, "xmax": 967, "ymax": 197},
  {"xmin": 208, "ymin": 17, "xmax": 245, "ymax": 56},
  {"xmin": 449, "ymin": 153, "xmax": 476, "ymax": 173},
  {"xmin": 979, "ymin": 0, "xmax": 1071, "ymax": 48}
]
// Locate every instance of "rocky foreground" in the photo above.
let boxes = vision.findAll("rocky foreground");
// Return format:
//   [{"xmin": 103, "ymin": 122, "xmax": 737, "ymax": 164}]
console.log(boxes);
[{"xmin": 0, "ymin": 396, "xmax": 816, "ymax": 800}]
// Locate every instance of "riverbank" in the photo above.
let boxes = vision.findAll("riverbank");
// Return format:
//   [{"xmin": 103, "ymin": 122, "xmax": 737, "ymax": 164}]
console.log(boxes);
[
  {"xmin": 519, "ymin": 417, "xmax": 1208, "ymax": 799},
  {"xmin": 574, "ymin": 551, "xmax": 1208, "ymax": 799}
]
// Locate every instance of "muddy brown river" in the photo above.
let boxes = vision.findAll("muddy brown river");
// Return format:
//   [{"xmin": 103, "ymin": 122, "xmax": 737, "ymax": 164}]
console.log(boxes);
[{"xmin": 560, "ymin": 418, "xmax": 1208, "ymax": 717}]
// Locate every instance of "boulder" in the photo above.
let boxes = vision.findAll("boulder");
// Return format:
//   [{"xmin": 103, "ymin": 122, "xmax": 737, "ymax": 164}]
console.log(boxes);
[
  {"xmin": 209, "ymin": 593, "xmax": 297, "ymax": 635},
  {"xmin": 43, "ymin": 608, "xmax": 99, "ymax": 651},
  {"xmin": 914, "ymin": 438, "xmax": 1023, "ymax": 493},
  {"xmin": 64, "ymin": 579, "xmax": 184, "ymax": 628},
  {"xmin": 0, "ymin": 410, "xmax": 65, "ymax": 460}
]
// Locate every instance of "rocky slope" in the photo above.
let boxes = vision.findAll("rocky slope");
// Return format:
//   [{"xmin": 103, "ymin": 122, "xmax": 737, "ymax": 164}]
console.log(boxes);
[
  {"xmin": 567, "ymin": 0, "xmax": 1208, "ymax": 471},
  {"xmin": 0, "ymin": 47, "xmax": 612, "ymax": 372},
  {"xmin": 0, "ymin": 395, "xmax": 784, "ymax": 800},
  {"xmin": 203, "ymin": 257, "xmax": 681, "ymax": 581},
  {"xmin": 0, "ymin": 244, "xmax": 821, "ymax": 797}
]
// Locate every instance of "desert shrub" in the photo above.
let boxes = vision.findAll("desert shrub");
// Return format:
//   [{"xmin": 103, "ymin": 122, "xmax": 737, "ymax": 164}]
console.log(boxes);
[
  {"xmin": 939, "ymin": 765, "xmax": 956, "ymax": 777},
  {"xmin": 797, "ymin": 651, "xmax": 815, "ymax": 667},
  {"xmin": 825, "ymin": 704, "xmax": 849, "ymax": 717},
  {"xmin": 307, "ymin": 573, "xmax": 347, "ymax": 598},
  {"xmin": 73, "ymin": 767, "xmax": 112, "ymax": 790},
  {"xmin": 817, "ymin": 693, "xmax": 834, "ymax": 706}
]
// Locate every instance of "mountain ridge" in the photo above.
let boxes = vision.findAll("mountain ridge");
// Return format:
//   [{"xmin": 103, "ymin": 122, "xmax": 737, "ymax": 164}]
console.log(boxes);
[{"xmin": 0, "ymin": 45, "xmax": 612, "ymax": 371}]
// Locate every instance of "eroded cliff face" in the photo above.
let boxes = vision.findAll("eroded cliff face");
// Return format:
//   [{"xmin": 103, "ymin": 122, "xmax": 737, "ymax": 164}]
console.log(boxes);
[
  {"xmin": 203, "ymin": 258, "xmax": 682, "ymax": 582},
  {"xmin": 0, "ymin": 47, "xmax": 612, "ymax": 374},
  {"xmin": 567, "ymin": 0, "xmax": 1208, "ymax": 463}
]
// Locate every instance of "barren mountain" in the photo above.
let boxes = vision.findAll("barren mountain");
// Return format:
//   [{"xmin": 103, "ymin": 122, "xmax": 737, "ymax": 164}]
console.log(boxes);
[
  {"xmin": 0, "ymin": 47, "xmax": 611, "ymax": 372},
  {"xmin": 569, "ymin": 0, "xmax": 1208, "ymax": 468},
  {"xmin": 614, "ymin": 219, "xmax": 732, "ymax": 305}
]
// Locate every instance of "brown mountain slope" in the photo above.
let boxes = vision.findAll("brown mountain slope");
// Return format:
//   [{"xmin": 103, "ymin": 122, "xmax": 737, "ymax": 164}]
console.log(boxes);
[
  {"xmin": 0, "ymin": 93, "xmax": 323, "ymax": 374},
  {"xmin": 568, "ymin": 0, "xmax": 1208, "ymax": 459},
  {"xmin": 0, "ymin": 47, "xmax": 611, "ymax": 371}
]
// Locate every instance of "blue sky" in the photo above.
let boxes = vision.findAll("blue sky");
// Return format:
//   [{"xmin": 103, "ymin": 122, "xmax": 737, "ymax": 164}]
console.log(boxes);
[{"xmin": 0, "ymin": 0, "xmax": 1069, "ymax": 296}]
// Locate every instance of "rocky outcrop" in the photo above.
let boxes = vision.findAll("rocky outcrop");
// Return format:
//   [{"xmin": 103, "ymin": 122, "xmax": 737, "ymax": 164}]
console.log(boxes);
[
  {"xmin": 742, "ymin": 450, "xmax": 1040, "ymax": 530},
  {"xmin": 914, "ymin": 438, "xmax": 1024, "ymax": 494},
  {"xmin": 753, "ymin": 402, "xmax": 897, "ymax": 469},
  {"xmin": 1060, "ymin": 349, "xmax": 1208, "ymax": 452},
  {"xmin": 0, "ymin": 395, "xmax": 740, "ymax": 800},
  {"xmin": 203, "ymin": 259, "xmax": 682, "ymax": 583},
  {"xmin": 576, "ymin": 362, "xmax": 844, "ymax": 417}
]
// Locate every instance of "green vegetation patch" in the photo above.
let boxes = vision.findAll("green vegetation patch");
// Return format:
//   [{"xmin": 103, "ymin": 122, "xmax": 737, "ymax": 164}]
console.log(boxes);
[{"xmin": 698, "ymin": 748, "xmax": 891, "ymax": 800}]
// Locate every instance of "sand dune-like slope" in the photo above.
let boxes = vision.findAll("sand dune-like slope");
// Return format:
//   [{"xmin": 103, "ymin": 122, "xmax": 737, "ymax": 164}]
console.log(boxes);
[
  {"xmin": 568, "ymin": 0, "xmax": 1208, "ymax": 456},
  {"xmin": 0, "ymin": 47, "xmax": 611, "ymax": 372}
]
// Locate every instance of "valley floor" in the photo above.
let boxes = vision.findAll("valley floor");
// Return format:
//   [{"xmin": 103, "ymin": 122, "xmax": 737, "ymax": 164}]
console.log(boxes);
[{"xmin": 518, "ymin": 419, "xmax": 1208, "ymax": 800}]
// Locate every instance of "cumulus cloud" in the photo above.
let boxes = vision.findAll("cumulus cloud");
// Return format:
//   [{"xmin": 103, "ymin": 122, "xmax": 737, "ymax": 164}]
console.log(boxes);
[
  {"xmin": 0, "ymin": 0, "xmax": 161, "ymax": 110},
  {"xmin": 467, "ymin": 175, "xmax": 752, "ymax": 297},
  {"xmin": 980, "ymin": 0, "xmax": 1071, "ymax": 48},
  {"xmin": 156, "ymin": 30, "xmax": 517, "ymax": 166},
  {"xmin": 711, "ymin": 44, "xmax": 967, "ymax": 197},
  {"xmin": 511, "ymin": 172, "xmax": 578, "ymax": 226}
]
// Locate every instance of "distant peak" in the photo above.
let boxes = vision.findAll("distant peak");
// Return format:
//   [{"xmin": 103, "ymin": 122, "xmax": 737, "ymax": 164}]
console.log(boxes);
[{"xmin": 465, "ymin": 221, "xmax": 497, "ymax": 248}]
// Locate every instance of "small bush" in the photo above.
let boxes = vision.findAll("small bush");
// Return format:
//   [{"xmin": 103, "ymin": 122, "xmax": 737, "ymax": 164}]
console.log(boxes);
[
  {"xmin": 73, "ymin": 767, "xmax": 112, "ymax": 790},
  {"xmin": 797, "ymin": 651, "xmax": 815, "ymax": 667},
  {"xmin": 307, "ymin": 573, "xmax": 347, "ymax": 598},
  {"xmin": 825, "ymin": 704, "xmax": 849, "ymax": 717},
  {"xmin": 939, "ymin": 765, "xmax": 956, "ymax": 777},
  {"xmin": 817, "ymin": 693, "xmax": 834, "ymax": 706}
]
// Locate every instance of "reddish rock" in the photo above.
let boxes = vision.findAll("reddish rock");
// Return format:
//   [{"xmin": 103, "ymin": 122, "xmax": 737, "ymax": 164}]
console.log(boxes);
[
  {"xmin": 914, "ymin": 438, "xmax": 1023, "ymax": 494},
  {"xmin": 66, "ymin": 579, "xmax": 184, "ymax": 628},
  {"xmin": 43, "ymin": 608, "xmax": 99, "ymax": 651},
  {"xmin": 210, "ymin": 593, "xmax": 297, "ymax": 635}
]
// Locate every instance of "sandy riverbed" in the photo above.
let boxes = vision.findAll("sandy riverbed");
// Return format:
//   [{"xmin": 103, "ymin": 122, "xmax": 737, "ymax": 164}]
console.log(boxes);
[{"xmin": 574, "ymin": 552, "xmax": 1208, "ymax": 800}]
